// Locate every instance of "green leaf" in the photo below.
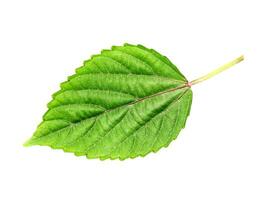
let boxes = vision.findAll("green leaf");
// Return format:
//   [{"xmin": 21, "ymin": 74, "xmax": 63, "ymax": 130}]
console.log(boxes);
[{"xmin": 24, "ymin": 43, "xmax": 193, "ymax": 160}]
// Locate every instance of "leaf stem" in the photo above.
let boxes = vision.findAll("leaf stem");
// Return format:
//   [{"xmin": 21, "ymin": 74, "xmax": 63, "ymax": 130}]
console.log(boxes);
[{"xmin": 189, "ymin": 55, "xmax": 244, "ymax": 86}]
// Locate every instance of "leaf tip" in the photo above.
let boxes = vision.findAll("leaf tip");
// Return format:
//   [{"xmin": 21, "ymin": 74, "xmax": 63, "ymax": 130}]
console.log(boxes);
[
  {"xmin": 23, "ymin": 137, "xmax": 36, "ymax": 147},
  {"xmin": 23, "ymin": 139, "xmax": 32, "ymax": 147}
]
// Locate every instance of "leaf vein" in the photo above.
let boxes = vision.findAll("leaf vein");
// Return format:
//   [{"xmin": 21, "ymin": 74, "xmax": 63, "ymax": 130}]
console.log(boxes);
[{"xmin": 108, "ymin": 90, "xmax": 189, "ymax": 157}]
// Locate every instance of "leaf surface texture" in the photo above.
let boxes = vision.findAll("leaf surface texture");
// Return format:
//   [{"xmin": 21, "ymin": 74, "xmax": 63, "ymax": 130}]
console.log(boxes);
[{"xmin": 25, "ymin": 44, "xmax": 193, "ymax": 160}]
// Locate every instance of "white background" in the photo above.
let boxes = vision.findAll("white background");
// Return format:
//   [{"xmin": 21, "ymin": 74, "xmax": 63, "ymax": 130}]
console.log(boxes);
[{"xmin": 0, "ymin": 0, "xmax": 266, "ymax": 199}]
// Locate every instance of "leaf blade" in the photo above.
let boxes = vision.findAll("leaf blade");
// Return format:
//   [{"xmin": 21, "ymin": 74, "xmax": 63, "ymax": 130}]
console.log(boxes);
[{"xmin": 25, "ymin": 44, "xmax": 193, "ymax": 160}]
